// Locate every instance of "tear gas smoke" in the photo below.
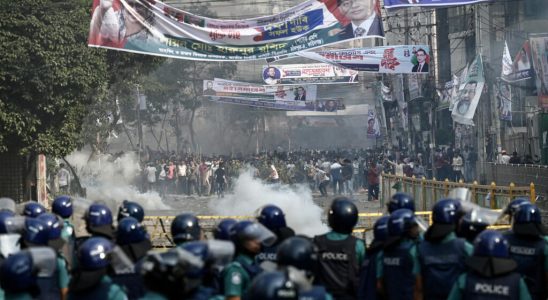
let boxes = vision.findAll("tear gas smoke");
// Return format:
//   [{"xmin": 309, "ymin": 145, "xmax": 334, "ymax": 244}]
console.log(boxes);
[
  {"xmin": 210, "ymin": 169, "xmax": 329, "ymax": 237},
  {"xmin": 65, "ymin": 151, "xmax": 171, "ymax": 214}
]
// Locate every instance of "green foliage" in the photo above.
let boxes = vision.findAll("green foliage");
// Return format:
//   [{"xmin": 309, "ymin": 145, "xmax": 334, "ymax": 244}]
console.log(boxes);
[{"xmin": 0, "ymin": 0, "xmax": 108, "ymax": 157}]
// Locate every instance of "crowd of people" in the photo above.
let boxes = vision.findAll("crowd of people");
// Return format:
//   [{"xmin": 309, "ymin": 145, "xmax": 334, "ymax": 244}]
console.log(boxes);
[{"xmin": 0, "ymin": 190, "xmax": 545, "ymax": 300}]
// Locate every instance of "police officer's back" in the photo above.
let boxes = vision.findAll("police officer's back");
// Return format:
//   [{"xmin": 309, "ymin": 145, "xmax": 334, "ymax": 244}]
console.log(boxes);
[
  {"xmin": 378, "ymin": 208, "xmax": 421, "ymax": 300},
  {"xmin": 255, "ymin": 204, "xmax": 295, "ymax": 264},
  {"xmin": 171, "ymin": 213, "xmax": 202, "ymax": 247},
  {"xmin": 51, "ymin": 195, "xmax": 76, "ymax": 269},
  {"xmin": 417, "ymin": 199, "xmax": 472, "ymax": 300},
  {"xmin": 504, "ymin": 203, "xmax": 548, "ymax": 300},
  {"xmin": 358, "ymin": 216, "xmax": 389, "ymax": 300},
  {"xmin": 313, "ymin": 197, "xmax": 364, "ymax": 300},
  {"xmin": 447, "ymin": 230, "xmax": 532, "ymax": 300}
]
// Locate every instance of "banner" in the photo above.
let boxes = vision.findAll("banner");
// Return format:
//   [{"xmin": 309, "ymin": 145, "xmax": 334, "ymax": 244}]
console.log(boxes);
[
  {"xmin": 286, "ymin": 103, "xmax": 368, "ymax": 116},
  {"xmin": 381, "ymin": 81, "xmax": 393, "ymax": 101},
  {"xmin": 448, "ymin": 74, "xmax": 460, "ymax": 111},
  {"xmin": 203, "ymin": 79, "xmax": 318, "ymax": 100},
  {"xmin": 367, "ymin": 109, "xmax": 381, "ymax": 138},
  {"xmin": 297, "ymin": 45, "xmax": 431, "ymax": 73},
  {"xmin": 451, "ymin": 55, "xmax": 485, "ymax": 126},
  {"xmin": 530, "ymin": 35, "xmax": 548, "ymax": 109},
  {"xmin": 384, "ymin": 0, "xmax": 491, "ymax": 9},
  {"xmin": 497, "ymin": 81, "xmax": 512, "ymax": 121},
  {"xmin": 207, "ymin": 96, "xmax": 344, "ymax": 111},
  {"xmin": 437, "ymin": 80, "xmax": 453, "ymax": 110},
  {"xmin": 88, "ymin": 0, "xmax": 384, "ymax": 61},
  {"xmin": 262, "ymin": 63, "xmax": 358, "ymax": 85},
  {"xmin": 501, "ymin": 40, "xmax": 534, "ymax": 83},
  {"xmin": 393, "ymin": 74, "xmax": 408, "ymax": 131}
]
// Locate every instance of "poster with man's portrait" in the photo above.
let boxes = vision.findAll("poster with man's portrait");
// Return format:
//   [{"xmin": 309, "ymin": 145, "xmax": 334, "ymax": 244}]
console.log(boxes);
[{"xmin": 367, "ymin": 110, "xmax": 381, "ymax": 138}]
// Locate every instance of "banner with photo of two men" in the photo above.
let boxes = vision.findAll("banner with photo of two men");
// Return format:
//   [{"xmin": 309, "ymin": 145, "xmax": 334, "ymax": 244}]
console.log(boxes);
[{"xmin": 88, "ymin": 0, "xmax": 384, "ymax": 61}]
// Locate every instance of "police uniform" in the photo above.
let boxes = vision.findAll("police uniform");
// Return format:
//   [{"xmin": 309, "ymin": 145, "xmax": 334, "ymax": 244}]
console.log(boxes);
[
  {"xmin": 417, "ymin": 232, "xmax": 473, "ymax": 300},
  {"xmin": 313, "ymin": 231, "xmax": 365, "ymax": 300},
  {"xmin": 358, "ymin": 246, "xmax": 382, "ymax": 299},
  {"xmin": 36, "ymin": 256, "xmax": 70, "ymax": 300},
  {"xmin": 299, "ymin": 285, "xmax": 334, "ymax": 300},
  {"xmin": 377, "ymin": 238, "xmax": 420, "ymax": 300},
  {"xmin": 67, "ymin": 275, "xmax": 127, "ymax": 300},
  {"xmin": 504, "ymin": 232, "xmax": 548, "ymax": 300},
  {"xmin": 447, "ymin": 272, "xmax": 531, "ymax": 300},
  {"xmin": 255, "ymin": 244, "xmax": 278, "ymax": 265},
  {"xmin": 222, "ymin": 254, "xmax": 261, "ymax": 298}
]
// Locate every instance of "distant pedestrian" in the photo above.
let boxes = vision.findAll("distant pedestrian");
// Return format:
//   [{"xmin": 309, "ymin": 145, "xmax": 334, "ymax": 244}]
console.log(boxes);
[{"xmin": 58, "ymin": 163, "xmax": 71, "ymax": 194}]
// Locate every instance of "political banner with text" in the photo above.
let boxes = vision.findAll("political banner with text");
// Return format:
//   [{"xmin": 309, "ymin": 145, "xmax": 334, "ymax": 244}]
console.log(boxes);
[
  {"xmin": 530, "ymin": 35, "xmax": 548, "ymax": 109},
  {"xmin": 203, "ymin": 79, "xmax": 318, "ymax": 101},
  {"xmin": 88, "ymin": 0, "xmax": 384, "ymax": 61},
  {"xmin": 384, "ymin": 0, "xmax": 491, "ymax": 9},
  {"xmin": 297, "ymin": 45, "xmax": 431, "ymax": 73},
  {"xmin": 451, "ymin": 55, "xmax": 485, "ymax": 126},
  {"xmin": 501, "ymin": 40, "xmax": 534, "ymax": 83},
  {"xmin": 207, "ymin": 95, "xmax": 344, "ymax": 111},
  {"xmin": 262, "ymin": 63, "xmax": 359, "ymax": 85}
]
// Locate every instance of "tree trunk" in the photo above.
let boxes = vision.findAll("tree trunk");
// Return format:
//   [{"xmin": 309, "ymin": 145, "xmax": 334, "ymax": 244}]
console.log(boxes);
[{"xmin": 189, "ymin": 107, "xmax": 197, "ymax": 151}]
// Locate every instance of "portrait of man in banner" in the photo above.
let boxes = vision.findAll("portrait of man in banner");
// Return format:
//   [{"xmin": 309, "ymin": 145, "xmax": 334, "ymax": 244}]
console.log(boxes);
[
  {"xmin": 263, "ymin": 67, "xmax": 281, "ymax": 85},
  {"xmin": 203, "ymin": 80, "xmax": 216, "ymax": 96},
  {"xmin": 454, "ymin": 80, "xmax": 477, "ymax": 116},
  {"xmin": 335, "ymin": 0, "xmax": 383, "ymax": 38},
  {"xmin": 411, "ymin": 48, "xmax": 429, "ymax": 73},
  {"xmin": 294, "ymin": 86, "xmax": 306, "ymax": 101}
]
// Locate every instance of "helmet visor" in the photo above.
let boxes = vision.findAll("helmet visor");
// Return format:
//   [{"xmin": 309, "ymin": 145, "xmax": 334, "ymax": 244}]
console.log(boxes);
[
  {"xmin": 110, "ymin": 245, "xmax": 135, "ymax": 273},
  {"xmin": 4, "ymin": 216, "xmax": 26, "ymax": 234},
  {"xmin": 461, "ymin": 202, "xmax": 501, "ymax": 225},
  {"xmin": 27, "ymin": 247, "xmax": 57, "ymax": 277},
  {"xmin": 206, "ymin": 240, "xmax": 235, "ymax": 266},
  {"xmin": 0, "ymin": 198, "xmax": 16, "ymax": 212},
  {"xmin": 0, "ymin": 234, "xmax": 21, "ymax": 258},
  {"xmin": 448, "ymin": 188, "xmax": 472, "ymax": 203},
  {"xmin": 241, "ymin": 223, "xmax": 277, "ymax": 247}
]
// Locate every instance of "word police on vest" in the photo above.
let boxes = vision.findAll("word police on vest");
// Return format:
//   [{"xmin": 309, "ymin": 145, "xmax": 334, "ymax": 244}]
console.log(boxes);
[
  {"xmin": 321, "ymin": 252, "xmax": 348, "ymax": 260},
  {"xmin": 475, "ymin": 283, "xmax": 510, "ymax": 296},
  {"xmin": 509, "ymin": 246, "xmax": 536, "ymax": 255}
]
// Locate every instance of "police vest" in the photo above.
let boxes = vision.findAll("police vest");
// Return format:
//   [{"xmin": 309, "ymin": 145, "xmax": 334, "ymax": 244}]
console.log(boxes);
[
  {"xmin": 111, "ymin": 272, "xmax": 146, "ymax": 300},
  {"xmin": 382, "ymin": 239, "xmax": 415, "ymax": 300},
  {"xmin": 299, "ymin": 285, "xmax": 328, "ymax": 300},
  {"xmin": 235, "ymin": 255, "xmax": 262, "ymax": 280},
  {"xmin": 418, "ymin": 237, "xmax": 467, "ymax": 300},
  {"xmin": 505, "ymin": 232, "xmax": 546, "ymax": 300},
  {"xmin": 357, "ymin": 250, "xmax": 381, "ymax": 300},
  {"xmin": 463, "ymin": 272, "xmax": 521, "ymax": 300},
  {"xmin": 68, "ymin": 278, "xmax": 112, "ymax": 300},
  {"xmin": 36, "ymin": 259, "xmax": 61, "ymax": 300},
  {"xmin": 255, "ymin": 244, "xmax": 278, "ymax": 265},
  {"xmin": 313, "ymin": 234, "xmax": 358, "ymax": 300}
]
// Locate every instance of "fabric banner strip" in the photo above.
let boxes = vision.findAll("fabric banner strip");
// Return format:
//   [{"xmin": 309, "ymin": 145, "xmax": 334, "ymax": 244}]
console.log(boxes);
[
  {"xmin": 206, "ymin": 96, "xmax": 344, "ymax": 111},
  {"xmin": 88, "ymin": 0, "xmax": 384, "ymax": 61},
  {"xmin": 383, "ymin": 0, "xmax": 491, "ymax": 9},
  {"xmin": 203, "ymin": 78, "xmax": 318, "ymax": 101},
  {"xmin": 297, "ymin": 45, "xmax": 431, "ymax": 74},
  {"xmin": 262, "ymin": 63, "xmax": 359, "ymax": 85},
  {"xmin": 451, "ymin": 55, "xmax": 485, "ymax": 126},
  {"xmin": 501, "ymin": 40, "xmax": 534, "ymax": 83}
]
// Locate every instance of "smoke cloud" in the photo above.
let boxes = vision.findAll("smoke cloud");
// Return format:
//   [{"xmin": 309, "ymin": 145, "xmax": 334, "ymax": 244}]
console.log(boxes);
[{"xmin": 210, "ymin": 169, "xmax": 329, "ymax": 237}]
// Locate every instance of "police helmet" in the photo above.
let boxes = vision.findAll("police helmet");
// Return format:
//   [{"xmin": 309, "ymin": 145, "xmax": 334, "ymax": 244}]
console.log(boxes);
[
  {"xmin": 23, "ymin": 218, "xmax": 49, "ymax": 246},
  {"xmin": 180, "ymin": 241, "xmax": 209, "ymax": 278},
  {"xmin": 473, "ymin": 230, "xmax": 510, "ymax": 258},
  {"xmin": 373, "ymin": 216, "xmax": 390, "ymax": 242},
  {"xmin": 387, "ymin": 208, "xmax": 417, "ymax": 237},
  {"xmin": 327, "ymin": 197, "xmax": 358, "ymax": 234},
  {"xmin": 0, "ymin": 251, "xmax": 35, "ymax": 293},
  {"xmin": 387, "ymin": 192, "xmax": 415, "ymax": 213},
  {"xmin": 85, "ymin": 203, "xmax": 114, "ymax": 238},
  {"xmin": 116, "ymin": 217, "xmax": 149, "ymax": 245},
  {"xmin": 117, "ymin": 200, "xmax": 145, "ymax": 223},
  {"xmin": 246, "ymin": 271, "xmax": 298, "ymax": 300},
  {"xmin": 171, "ymin": 213, "xmax": 201, "ymax": 244},
  {"xmin": 512, "ymin": 203, "xmax": 546, "ymax": 236},
  {"xmin": 36, "ymin": 213, "xmax": 65, "ymax": 250},
  {"xmin": 52, "ymin": 195, "xmax": 73, "ymax": 219},
  {"xmin": 504, "ymin": 197, "xmax": 530, "ymax": 217},
  {"xmin": 276, "ymin": 236, "xmax": 318, "ymax": 275},
  {"xmin": 230, "ymin": 220, "xmax": 277, "ymax": 247},
  {"xmin": 458, "ymin": 211, "xmax": 489, "ymax": 243},
  {"xmin": 0, "ymin": 210, "xmax": 16, "ymax": 234},
  {"xmin": 78, "ymin": 237, "xmax": 114, "ymax": 270},
  {"xmin": 213, "ymin": 218, "xmax": 237, "ymax": 240},
  {"xmin": 256, "ymin": 204, "xmax": 287, "ymax": 232},
  {"xmin": 22, "ymin": 202, "xmax": 46, "ymax": 218},
  {"xmin": 432, "ymin": 199, "xmax": 461, "ymax": 224}
]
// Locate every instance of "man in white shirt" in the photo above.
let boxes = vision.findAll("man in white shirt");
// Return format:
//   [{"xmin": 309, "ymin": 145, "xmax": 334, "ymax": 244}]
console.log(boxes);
[
  {"xmin": 146, "ymin": 163, "xmax": 157, "ymax": 192},
  {"xmin": 498, "ymin": 150, "xmax": 511, "ymax": 164},
  {"xmin": 57, "ymin": 163, "xmax": 71, "ymax": 194}
]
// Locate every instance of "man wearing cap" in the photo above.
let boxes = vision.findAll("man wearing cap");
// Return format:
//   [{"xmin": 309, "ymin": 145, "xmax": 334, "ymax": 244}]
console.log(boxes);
[{"xmin": 498, "ymin": 150, "xmax": 511, "ymax": 164}]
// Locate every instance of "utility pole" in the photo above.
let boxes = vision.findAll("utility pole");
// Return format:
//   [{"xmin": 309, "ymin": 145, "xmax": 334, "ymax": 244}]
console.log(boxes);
[{"xmin": 135, "ymin": 84, "xmax": 144, "ymax": 163}]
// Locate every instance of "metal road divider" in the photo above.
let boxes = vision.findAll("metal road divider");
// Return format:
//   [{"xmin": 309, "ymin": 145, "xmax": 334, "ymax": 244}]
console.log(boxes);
[{"xmin": 144, "ymin": 211, "xmax": 510, "ymax": 248}]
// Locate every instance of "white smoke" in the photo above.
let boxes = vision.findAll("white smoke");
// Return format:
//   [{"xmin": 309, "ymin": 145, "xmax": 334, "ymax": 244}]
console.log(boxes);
[
  {"xmin": 210, "ymin": 169, "xmax": 329, "ymax": 237},
  {"xmin": 65, "ymin": 151, "xmax": 171, "ymax": 213}
]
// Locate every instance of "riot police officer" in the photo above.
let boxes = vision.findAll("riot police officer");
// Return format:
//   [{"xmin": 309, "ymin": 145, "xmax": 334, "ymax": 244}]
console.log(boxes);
[
  {"xmin": 214, "ymin": 218, "xmax": 237, "ymax": 241},
  {"xmin": 358, "ymin": 216, "xmax": 389, "ymax": 300},
  {"xmin": 277, "ymin": 236, "xmax": 333, "ymax": 300},
  {"xmin": 171, "ymin": 213, "xmax": 202, "ymax": 246},
  {"xmin": 255, "ymin": 204, "xmax": 295, "ymax": 264},
  {"xmin": 447, "ymin": 230, "xmax": 532, "ymax": 300},
  {"xmin": 503, "ymin": 197, "xmax": 531, "ymax": 223},
  {"xmin": 417, "ymin": 199, "xmax": 472, "ymax": 300},
  {"xmin": 112, "ymin": 216, "xmax": 152, "ymax": 300},
  {"xmin": 51, "ymin": 195, "xmax": 76, "ymax": 267},
  {"xmin": 457, "ymin": 211, "xmax": 489, "ymax": 244},
  {"xmin": 117, "ymin": 200, "xmax": 145, "ymax": 223},
  {"xmin": 222, "ymin": 220, "xmax": 276, "ymax": 300},
  {"xmin": 68, "ymin": 237, "xmax": 127, "ymax": 300},
  {"xmin": 313, "ymin": 197, "xmax": 364, "ymax": 300},
  {"xmin": 378, "ymin": 208, "xmax": 421, "ymax": 300},
  {"xmin": 245, "ymin": 270, "xmax": 299, "ymax": 300},
  {"xmin": 83, "ymin": 203, "xmax": 115, "ymax": 239},
  {"xmin": 387, "ymin": 192, "xmax": 415, "ymax": 214},
  {"xmin": 0, "ymin": 247, "xmax": 58, "ymax": 300},
  {"xmin": 504, "ymin": 203, "xmax": 548, "ymax": 300}
]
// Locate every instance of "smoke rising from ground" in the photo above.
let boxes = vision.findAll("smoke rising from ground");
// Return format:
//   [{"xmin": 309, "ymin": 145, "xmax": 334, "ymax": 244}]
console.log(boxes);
[
  {"xmin": 210, "ymin": 169, "xmax": 329, "ymax": 237},
  {"xmin": 66, "ymin": 151, "xmax": 170, "ymax": 214}
]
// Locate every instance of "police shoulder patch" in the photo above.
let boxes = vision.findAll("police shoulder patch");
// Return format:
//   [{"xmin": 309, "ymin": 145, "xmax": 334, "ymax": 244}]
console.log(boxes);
[{"xmin": 231, "ymin": 271, "xmax": 242, "ymax": 285}]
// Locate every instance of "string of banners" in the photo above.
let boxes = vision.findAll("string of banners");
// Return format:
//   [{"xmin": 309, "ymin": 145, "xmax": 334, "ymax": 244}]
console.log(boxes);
[{"xmin": 88, "ymin": 0, "xmax": 384, "ymax": 61}]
